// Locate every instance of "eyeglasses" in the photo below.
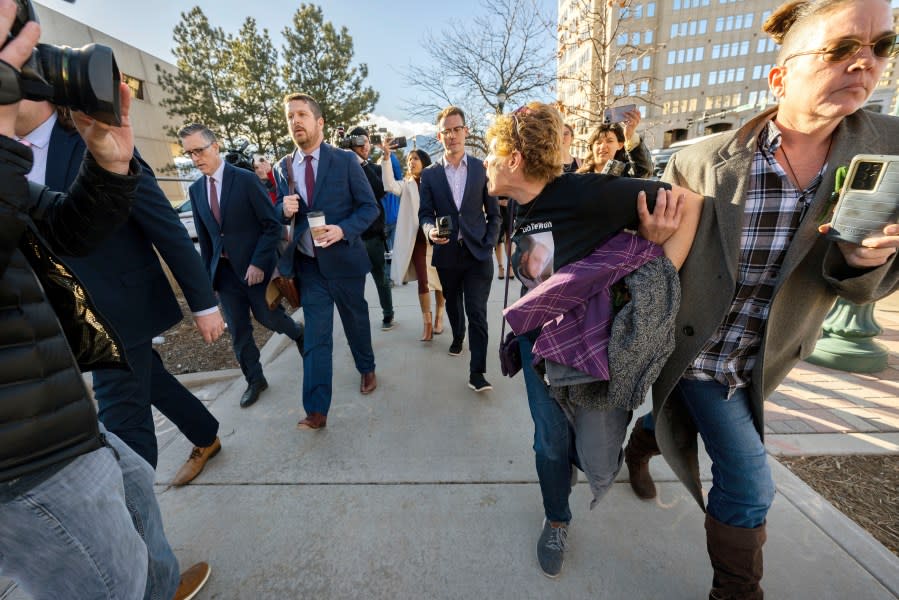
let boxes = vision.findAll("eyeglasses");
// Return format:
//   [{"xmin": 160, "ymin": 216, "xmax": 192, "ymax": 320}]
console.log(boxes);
[
  {"xmin": 182, "ymin": 142, "xmax": 213, "ymax": 158},
  {"xmin": 782, "ymin": 33, "xmax": 899, "ymax": 64},
  {"xmin": 439, "ymin": 126, "xmax": 466, "ymax": 137}
]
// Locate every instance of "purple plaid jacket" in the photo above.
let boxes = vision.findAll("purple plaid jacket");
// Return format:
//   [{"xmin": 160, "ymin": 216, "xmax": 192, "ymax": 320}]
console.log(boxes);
[{"xmin": 503, "ymin": 232, "xmax": 663, "ymax": 380}]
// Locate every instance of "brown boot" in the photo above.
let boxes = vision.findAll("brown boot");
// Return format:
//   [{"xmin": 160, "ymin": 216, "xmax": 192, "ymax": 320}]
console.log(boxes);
[
  {"xmin": 418, "ymin": 293, "xmax": 433, "ymax": 341},
  {"xmin": 706, "ymin": 514, "xmax": 766, "ymax": 600},
  {"xmin": 433, "ymin": 290, "xmax": 445, "ymax": 335},
  {"xmin": 624, "ymin": 416, "xmax": 660, "ymax": 499}
]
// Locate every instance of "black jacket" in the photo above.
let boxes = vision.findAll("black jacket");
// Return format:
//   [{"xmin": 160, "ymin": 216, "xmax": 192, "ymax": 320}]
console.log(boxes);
[
  {"xmin": 0, "ymin": 135, "xmax": 138, "ymax": 483},
  {"xmin": 360, "ymin": 160, "xmax": 386, "ymax": 240}
]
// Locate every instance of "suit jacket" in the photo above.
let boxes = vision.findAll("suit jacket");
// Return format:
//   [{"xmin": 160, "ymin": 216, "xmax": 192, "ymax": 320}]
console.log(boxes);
[
  {"xmin": 189, "ymin": 161, "xmax": 282, "ymax": 287},
  {"xmin": 49, "ymin": 123, "xmax": 217, "ymax": 348},
  {"xmin": 418, "ymin": 154, "xmax": 500, "ymax": 267},
  {"xmin": 656, "ymin": 108, "xmax": 899, "ymax": 507},
  {"xmin": 272, "ymin": 143, "xmax": 379, "ymax": 279}
]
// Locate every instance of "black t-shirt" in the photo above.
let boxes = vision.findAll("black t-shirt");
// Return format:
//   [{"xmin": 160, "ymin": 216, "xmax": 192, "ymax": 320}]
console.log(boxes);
[{"xmin": 511, "ymin": 173, "xmax": 668, "ymax": 289}]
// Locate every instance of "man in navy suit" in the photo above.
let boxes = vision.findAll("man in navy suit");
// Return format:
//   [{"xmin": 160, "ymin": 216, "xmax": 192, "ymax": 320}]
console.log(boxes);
[
  {"xmin": 419, "ymin": 106, "xmax": 501, "ymax": 393},
  {"xmin": 180, "ymin": 123, "xmax": 304, "ymax": 410},
  {"xmin": 15, "ymin": 100, "xmax": 226, "ymax": 488},
  {"xmin": 273, "ymin": 93, "xmax": 380, "ymax": 430}
]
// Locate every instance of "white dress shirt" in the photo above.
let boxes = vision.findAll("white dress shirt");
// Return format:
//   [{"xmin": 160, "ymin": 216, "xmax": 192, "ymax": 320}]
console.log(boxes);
[{"xmin": 20, "ymin": 111, "xmax": 57, "ymax": 185}]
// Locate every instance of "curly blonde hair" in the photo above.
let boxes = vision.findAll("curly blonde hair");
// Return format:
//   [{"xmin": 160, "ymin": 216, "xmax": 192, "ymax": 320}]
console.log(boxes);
[{"xmin": 485, "ymin": 102, "xmax": 564, "ymax": 183}]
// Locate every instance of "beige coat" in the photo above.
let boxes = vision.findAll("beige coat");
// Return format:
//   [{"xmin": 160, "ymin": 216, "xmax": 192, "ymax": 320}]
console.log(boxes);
[
  {"xmin": 381, "ymin": 158, "xmax": 441, "ymax": 291},
  {"xmin": 657, "ymin": 107, "xmax": 899, "ymax": 507}
]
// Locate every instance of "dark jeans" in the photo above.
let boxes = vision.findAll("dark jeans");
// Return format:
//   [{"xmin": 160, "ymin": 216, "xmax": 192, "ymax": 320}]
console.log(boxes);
[
  {"xmin": 94, "ymin": 342, "xmax": 219, "ymax": 468},
  {"xmin": 436, "ymin": 244, "xmax": 492, "ymax": 374},
  {"xmin": 295, "ymin": 255, "xmax": 375, "ymax": 415},
  {"xmin": 215, "ymin": 259, "xmax": 302, "ymax": 384},
  {"xmin": 364, "ymin": 236, "xmax": 394, "ymax": 320},
  {"xmin": 520, "ymin": 335, "xmax": 578, "ymax": 524}
]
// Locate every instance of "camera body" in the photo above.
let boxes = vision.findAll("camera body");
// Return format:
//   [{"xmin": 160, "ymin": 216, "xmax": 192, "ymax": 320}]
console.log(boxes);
[
  {"xmin": 223, "ymin": 140, "xmax": 254, "ymax": 172},
  {"xmin": 826, "ymin": 154, "xmax": 899, "ymax": 245},
  {"xmin": 3, "ymin": 0, "xmax": 122, "ymax": 125},
  {"xmin": 435, "ymin": 215, "xmax": 453, "ymax": 238},
  {"xmin": 601, "ymin": 159, "xmax": 626, "ymax": 177}
]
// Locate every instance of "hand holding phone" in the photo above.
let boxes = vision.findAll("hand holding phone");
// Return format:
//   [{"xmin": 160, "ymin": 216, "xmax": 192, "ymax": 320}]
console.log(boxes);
[{"xmin": 825, "ymin": 154, "xmax": 899, "ymax": 245}]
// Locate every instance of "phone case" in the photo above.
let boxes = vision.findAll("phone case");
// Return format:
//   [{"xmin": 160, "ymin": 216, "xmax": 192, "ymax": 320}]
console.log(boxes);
[{"xmin": 826, "ymin": 154, "xmax": 899, "ymax": 245}]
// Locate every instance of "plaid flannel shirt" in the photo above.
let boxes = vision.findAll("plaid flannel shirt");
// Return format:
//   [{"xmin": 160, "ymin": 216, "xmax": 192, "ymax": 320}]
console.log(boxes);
[
  {"xmin": 684, "ymin": 120, "xmax": 826, "ymax": 396},
  {"xmin": 503, "ymin": 232, "xmax": 662, "ymax": 380}
]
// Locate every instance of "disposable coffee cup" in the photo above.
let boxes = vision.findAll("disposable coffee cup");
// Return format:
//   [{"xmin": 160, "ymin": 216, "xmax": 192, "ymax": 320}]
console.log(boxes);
[{"xmin": 308, "ymin": 211, "xmax": 326, "ymax": 246}]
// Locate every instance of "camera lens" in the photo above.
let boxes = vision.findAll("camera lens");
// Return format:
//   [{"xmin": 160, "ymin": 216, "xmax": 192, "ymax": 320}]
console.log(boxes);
[
  {"xmin": 33, "ymin": 43, "xmax": 121, "ymax": 126},
  {"xmin": 851, "ymin": 162, "xmax": 883, "ymax": 191}
]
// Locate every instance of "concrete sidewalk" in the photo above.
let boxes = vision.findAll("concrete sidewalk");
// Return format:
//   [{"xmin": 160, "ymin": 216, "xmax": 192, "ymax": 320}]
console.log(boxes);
[{"xmin": 4, "ymin": 277, "xmax": 898, "ymax": 599}]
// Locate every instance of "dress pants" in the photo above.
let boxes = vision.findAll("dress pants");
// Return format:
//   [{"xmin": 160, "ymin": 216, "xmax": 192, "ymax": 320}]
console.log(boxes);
[
  {"xmin": 363, "ymin": 235, "xmax": 394, "ymax": 321},
  {"xmin": 295, "ymin": 253, "xmax": 375, "ymax": 416},
  {"xmin": 435, "ymin": 242, "xmax": 492, "ymax": 374},
  {"xmin": 215, "ymin": 258, "xmax": 303, "ymax": 385},
  {"xmin": 94, "ymin": 342, "xmax": 219, "ymax": 468}
]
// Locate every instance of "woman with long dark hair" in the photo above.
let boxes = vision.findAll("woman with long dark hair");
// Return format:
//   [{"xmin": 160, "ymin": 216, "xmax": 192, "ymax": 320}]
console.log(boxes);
[{"xmin": 381, "ymin": 144, "xmax": 445, "ymax": 340}]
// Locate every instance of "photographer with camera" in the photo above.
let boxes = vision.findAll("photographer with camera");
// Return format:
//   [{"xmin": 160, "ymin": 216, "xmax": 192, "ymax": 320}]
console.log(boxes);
[
  {"xmin": 344, "ymin": 125, "xmax": 395, "ymax": 330},
  {"xmin": 0, "ymin": 3, "xmax": 208, "ymax": 598}
]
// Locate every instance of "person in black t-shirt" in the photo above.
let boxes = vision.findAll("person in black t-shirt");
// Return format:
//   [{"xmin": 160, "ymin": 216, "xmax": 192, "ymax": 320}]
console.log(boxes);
[{"xmin": 484, "ymin": 101, "xmax": 702, "ymax": 579}]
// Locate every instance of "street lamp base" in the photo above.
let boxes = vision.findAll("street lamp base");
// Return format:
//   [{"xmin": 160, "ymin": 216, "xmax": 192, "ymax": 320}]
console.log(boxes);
[{"xmin": 805, "ymin": 334, "xmax": 889, "ymax": 373}]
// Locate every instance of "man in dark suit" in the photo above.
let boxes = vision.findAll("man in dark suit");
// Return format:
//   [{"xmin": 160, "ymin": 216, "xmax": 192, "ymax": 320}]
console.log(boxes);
[
  {"xmin": 273, "ymin": 93, "xmax": 380, "ymax": 430},
  {"xmin": 179, "ymin": 123, "xmax": 304, "ymax": 409},
  {"xmin": 419, "ymin": 106, "xmax": 501, "ymax": 392},
  {"xmin": 15, "ymin": 100, "xmax": 225, "ymax": 487}
]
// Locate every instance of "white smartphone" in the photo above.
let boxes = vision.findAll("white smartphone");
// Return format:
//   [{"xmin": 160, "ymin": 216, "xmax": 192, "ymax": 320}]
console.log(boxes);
[{"xmin": 826, "ymin": 154, "xmax": 899, "ymax": 245}]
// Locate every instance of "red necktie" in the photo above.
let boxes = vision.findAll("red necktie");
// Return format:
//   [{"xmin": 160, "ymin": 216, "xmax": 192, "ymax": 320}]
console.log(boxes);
[
  {"xmin": 208, "ymin": 176, "xmax": 222, "ymax": 224},
  {"xmin": 305, "ymin": 154, "xmax": 315, "ymax": 206}
]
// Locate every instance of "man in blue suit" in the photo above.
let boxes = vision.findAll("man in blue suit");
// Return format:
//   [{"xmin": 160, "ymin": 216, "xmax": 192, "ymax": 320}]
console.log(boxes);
[
  {"xmin": 419, "ymin": 106, "xmax": 501, "ymax": 393},
  {"xmin": 274, "ymin": 93, "xmax": 380, "ymax": 430},
  {"xmin": 15, "ymin": 100, "xmax": 226, "ymax": 488},
  {"xmin": 180, "ymin": 123, "xmax": 304, "ymax": 410}
]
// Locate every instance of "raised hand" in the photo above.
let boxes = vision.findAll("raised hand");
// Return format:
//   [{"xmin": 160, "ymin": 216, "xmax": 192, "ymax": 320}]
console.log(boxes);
[{"xmin": 71, "ymin": 82, "xmax": 133, "ymax": 175}]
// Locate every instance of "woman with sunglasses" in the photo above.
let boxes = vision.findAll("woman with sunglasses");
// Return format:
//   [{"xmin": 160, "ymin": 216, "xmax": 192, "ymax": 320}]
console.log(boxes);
[
  {"xmin": 380, "ymin": 142, "xmax": 446, "ymax": 341},
  {"xmin": 623, "ymin": 1, "xmax": 899, "ymax": 597},
  {"xmin": 484, "ymin": 102, "xmax": 702, "ymax": 579}
]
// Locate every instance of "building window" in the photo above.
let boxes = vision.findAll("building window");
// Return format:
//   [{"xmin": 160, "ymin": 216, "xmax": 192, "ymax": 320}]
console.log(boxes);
[
  {"xmin": 122, "ymin": 74, "xmax": 145, "ymax": 101},
  {"xmin": 645, "ymin": 30, "xmax": 654, "ymax": 43},
  {"xmin": 647, "ymin": 3, "xmax": 655, "ymax": 17},
  {"xmin": 642, "ymin": 56, "xmax": 651, "ymax": 69}
]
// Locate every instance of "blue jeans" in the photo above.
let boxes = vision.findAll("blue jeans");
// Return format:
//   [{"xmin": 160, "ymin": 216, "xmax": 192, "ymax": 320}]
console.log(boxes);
[
  {"xmin": 0, "ymin": 430, "xmax": 179, "ymax": 600},
  {"xmin": 672, "ymin": 379, "xmax": 775, "ymax": 528},
  {"xmin": 520, "ymin": 335, "xmax": 578, "ymax": 524}
]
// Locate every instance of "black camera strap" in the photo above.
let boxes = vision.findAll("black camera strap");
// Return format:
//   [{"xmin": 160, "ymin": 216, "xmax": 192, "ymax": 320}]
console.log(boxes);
[{"xmin": 500, "ymin": 200, "xmax": 517, "ymax": 338}]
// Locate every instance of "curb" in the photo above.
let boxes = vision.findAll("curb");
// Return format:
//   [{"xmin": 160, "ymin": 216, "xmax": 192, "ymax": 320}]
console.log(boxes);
[{"xmin": 770, "ymin": 458, "xmax": 899, "ymax": 596}]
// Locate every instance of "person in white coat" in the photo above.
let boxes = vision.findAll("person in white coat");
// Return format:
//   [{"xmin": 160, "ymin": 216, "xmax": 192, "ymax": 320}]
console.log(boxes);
[{"xmin": 381, "ymin": 142, "xmax": 445, "ymax": 340}]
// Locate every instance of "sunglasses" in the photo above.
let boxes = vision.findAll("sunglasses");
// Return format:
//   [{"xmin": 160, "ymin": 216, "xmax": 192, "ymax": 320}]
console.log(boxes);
[{"xmin": 782, "ymin": 33, "xmax": 899, "ymax": 64}]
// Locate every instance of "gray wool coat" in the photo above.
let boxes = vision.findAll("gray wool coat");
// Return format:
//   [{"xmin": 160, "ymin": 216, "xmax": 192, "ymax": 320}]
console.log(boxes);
[{"xmin": 656, "ymin": 107, "xmax": 899, "ymax": 508}]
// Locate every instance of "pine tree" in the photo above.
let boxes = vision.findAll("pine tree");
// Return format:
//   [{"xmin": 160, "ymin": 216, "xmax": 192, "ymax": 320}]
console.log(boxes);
[
  {"xmin": 230, "ymin": 17, "xmax": 288, "ymax": 155},
  {"xmin": 281, "ymin": 4, "xmax": 379, "ymax": 135},
  {"xmin": 156, "ymin": 6, "xmax": 239, "ymax": 142}
]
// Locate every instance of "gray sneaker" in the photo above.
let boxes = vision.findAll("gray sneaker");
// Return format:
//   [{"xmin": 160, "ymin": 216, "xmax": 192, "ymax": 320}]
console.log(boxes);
[{"xmin": 537, "ymin": 518, "xmax": 568, "ymax": 578}]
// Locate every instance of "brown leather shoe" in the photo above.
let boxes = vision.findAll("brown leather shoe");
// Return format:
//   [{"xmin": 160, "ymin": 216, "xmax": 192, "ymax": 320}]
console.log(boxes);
[
  {"xmin": 173, "ymin": 561, "xmax": 211, "ymax": 600},
  {"xmin": 171, "ymin": 437, "xmax": 221, "ymax": 486},
  {"xmin": 360, "ymin": 371, "xmax": 377, "ymax": 394},
  {"xmin": 297, "ymin": 412, "xmax": 327, "ymax": 430}
]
